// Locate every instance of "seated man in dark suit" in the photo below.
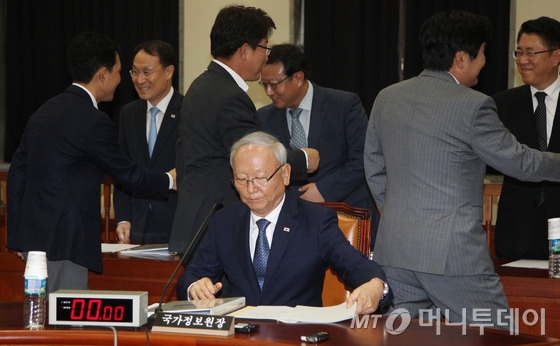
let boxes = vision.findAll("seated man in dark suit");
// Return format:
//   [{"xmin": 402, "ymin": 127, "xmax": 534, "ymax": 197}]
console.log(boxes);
[{"xmin": 177, "ymin": 131, "xmax": 391, "ymax": 315}]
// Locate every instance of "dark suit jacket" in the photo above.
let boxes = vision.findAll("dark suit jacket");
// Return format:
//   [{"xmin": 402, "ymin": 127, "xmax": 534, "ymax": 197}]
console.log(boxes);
[
  {"xmin": 113, "ymin": 91, "xmax": 182, "ymax": 242},
  {"xmin": 177, "ymin": 193, "xmax": 391, "ymax": 307},
  {"xmin": 169, "ymin": 61, "xmax": 307, "ymax": 254},
  {"xmin": 493, "ymin": 85, "xmax": 560, "ymax": 259},
  {"xmin": 7, "ymin": 85, "xmax": 170, "ymax": 272},
  {"xmin": 258, "ymin": 83, "xmax": 375, "ymax": 211}
]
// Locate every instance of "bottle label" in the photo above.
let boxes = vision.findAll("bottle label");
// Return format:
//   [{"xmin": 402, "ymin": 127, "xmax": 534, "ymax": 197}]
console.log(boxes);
[{"xmin": 24, "ymin": 278, "xmax": 47, "ymax": 295}]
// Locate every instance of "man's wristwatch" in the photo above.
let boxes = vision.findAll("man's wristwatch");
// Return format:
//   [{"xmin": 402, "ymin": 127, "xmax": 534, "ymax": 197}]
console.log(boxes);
[{"xmin": 380, "ymin": 280, "xmax": 389, "ymax": 301}]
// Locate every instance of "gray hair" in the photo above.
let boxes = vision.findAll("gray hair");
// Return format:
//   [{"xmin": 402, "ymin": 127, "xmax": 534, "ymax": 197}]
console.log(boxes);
[{"xmin": 230, "ymin": 131, "xmax": 287, "ymax": 167}]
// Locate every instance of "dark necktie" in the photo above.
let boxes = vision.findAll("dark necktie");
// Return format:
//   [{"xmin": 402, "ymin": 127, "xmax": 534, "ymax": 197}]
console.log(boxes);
[
  {"xmin": 289, "ymin": 108, "xmax": 307, "ymax": 149},
  {"xmin": 253, "ymin": 218, "xmax": 271, "ymax": 290},
  {"xmin": 148, "ymin": 106, "xmax": 159, "ymax": 157},
  {"xmin": 535, "ymin": 91, "xmax": 547, "ymax": 206}
]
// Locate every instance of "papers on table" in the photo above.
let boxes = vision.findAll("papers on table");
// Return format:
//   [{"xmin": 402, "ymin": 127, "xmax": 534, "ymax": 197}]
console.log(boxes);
[
  {"xmin": 118, "ymin": 243, "xmax": 177, "ymax": 259},
  {"xmin": 101, "ymin": 243, "xmax": 139, "ymax": 253},
  {"xmin": 229, "ymin": 302, "xmax": 356, "ymax": 323},
  {"xmin": 501, "ymin": 259, "xmax": 548, "ymax": 270}
]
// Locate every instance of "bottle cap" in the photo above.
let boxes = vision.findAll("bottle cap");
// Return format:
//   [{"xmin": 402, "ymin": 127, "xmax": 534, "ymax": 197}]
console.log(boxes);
[
  {"xmin": 548, "ymin": 218, "xmax": 560, "ymax": 240},
  {"xmin": 24, "ymin": 251, "xmax": 48, "ymax": 278}
]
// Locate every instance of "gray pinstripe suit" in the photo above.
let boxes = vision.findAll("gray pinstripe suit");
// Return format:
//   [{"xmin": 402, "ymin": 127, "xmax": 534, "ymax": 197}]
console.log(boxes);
[{"xmin": 364, "ymin": 69, "xmax": 560, "ymax": 326}]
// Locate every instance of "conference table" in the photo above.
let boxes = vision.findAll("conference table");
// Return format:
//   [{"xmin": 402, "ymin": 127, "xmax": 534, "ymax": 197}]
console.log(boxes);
[
  {"xmin": 1, "ymin": 301, "xmax": 558, "ymax": 345},
  {"xmin": 2, "ymin": 251, "xmax": 560, "ymax": 342}
]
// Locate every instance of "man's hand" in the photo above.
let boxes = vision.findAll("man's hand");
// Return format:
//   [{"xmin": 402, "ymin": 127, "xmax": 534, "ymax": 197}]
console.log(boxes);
[
  {"xmin": 301, "ymin": 148, "xmax": 319, "ymax": 173},
  {"xmin": 346, "ymin": 278, "xmax": 386, "ymax": 315},
  {"xmin": 189, "ymin": 277, "xmax": 223, "ymax": 300},
  {"xmin": 14, "ymin": 251, "xmax": 24, "ymax": 261},
  {"xmin": 116, "ymin": 222, "xmax": 131, "ymax": 243},
  {"xmin": 298, "ymin": 183, "xmax": 325, "ymax": 202},
  {"xmin": 168, "ymin": 168, "xmax": 177, "ymax": 190}
]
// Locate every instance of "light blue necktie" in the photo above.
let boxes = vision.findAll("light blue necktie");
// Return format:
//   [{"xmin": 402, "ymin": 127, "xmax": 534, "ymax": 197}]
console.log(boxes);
[
  {"xmin": 289, "ymin": 108, "xmax": 307, "ymax": 149},
  {"xmin": 253, "ymin": 218, "xmax": 271, "ymax": 290},
  {"xmin": 148, "ymin": 106, "xmax": 159, "ymax": 157}
]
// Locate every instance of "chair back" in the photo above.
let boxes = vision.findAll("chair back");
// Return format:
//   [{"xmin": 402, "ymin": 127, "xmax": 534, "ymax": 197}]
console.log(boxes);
[{"xmin": 320, "ymin": 202, "xmax": 371, "ymax": 306}]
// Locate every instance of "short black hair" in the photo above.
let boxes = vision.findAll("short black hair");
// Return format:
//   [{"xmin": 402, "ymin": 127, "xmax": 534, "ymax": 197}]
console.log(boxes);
[
  {"xmin": 132, "ymin": 40, "xmax": 177, "ymax": 68},
  {"xmin": 420, "ymin": 10, "xmax": 491, "ymax": 71},
  {"xmin": 517, "ymin": 17, "xmax": 560, "ymax": 49},
  {"xmin": 267, "ymin": 44, "xmax": 311, "ymax": 80},
  {"xmin": 67, "ymin": 32, "xmax": 120, "ymax": 83},
  {"xmin": 210, "ymin": 5, "xmax": 276, "ymax": 59}
]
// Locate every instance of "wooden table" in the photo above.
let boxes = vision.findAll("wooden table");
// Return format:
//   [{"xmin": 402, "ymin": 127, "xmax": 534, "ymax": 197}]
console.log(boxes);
[
  {"xmin": 0, "ymin": 302, "xmax": 558, "ymax": 345},
  {"xmin": 0, "ymin": 251, "xmax": 183, "ymax": 304},
  {"xmin": 3, "ymin": 251, "xmax": 560, "ymax": 339},
  {"xmin": 494, "ymin": 259, "xmax": 560, "ymax": 338}
]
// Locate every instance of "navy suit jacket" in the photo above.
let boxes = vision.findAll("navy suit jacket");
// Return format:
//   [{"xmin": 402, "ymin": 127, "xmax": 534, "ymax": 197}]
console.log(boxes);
[
  {"xmin": 177, "ymin": 193, "xmax": 390, "ymax": 307},
  {"xmin": 169, "ymin": 61, "xmax": 307, "ymax": 254},
  {"xmin": 113, "ymin": 91, "xmax": 182, "ymax": 242},
  {"xmin": 493, "ymin": 85, "xmax": 560, "ymax": 258},
  {"xmin": 258, "ymin": 83, "xmax": 375, "ymax": 211},
  {"xmin": 7, "ymin": 85, "xmax": 170, "ymax": 272}
]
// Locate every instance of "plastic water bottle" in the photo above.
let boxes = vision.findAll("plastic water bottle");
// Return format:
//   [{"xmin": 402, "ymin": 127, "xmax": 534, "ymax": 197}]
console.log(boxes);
[
  {"xmin": 548, "ymin": 218, "xmax": 560, "ymax": 279},
  {"xmin": 549, "ymin": 239, "xmax": 560, "ymax": 279},
  {"xmin": 23, "ymin": 277, "xmax": 47, "ymax": 329}
]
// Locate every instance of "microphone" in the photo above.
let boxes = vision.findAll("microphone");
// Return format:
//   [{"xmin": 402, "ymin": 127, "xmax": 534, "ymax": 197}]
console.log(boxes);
[{"xmin": 146, "ymin": 196, "xmax": 223, "ymax": 329}]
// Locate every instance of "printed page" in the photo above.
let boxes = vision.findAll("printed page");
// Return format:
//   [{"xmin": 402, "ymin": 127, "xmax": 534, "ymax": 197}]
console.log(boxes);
[{"xmin": 230, "ymin": 302, "xmax": 356, "ymax": 323}]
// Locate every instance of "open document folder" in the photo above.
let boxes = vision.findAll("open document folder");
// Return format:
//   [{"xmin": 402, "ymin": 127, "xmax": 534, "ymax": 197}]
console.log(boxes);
[{"xmin": 229, "ymin": 302, "xmax": 356, "ymax": 323}]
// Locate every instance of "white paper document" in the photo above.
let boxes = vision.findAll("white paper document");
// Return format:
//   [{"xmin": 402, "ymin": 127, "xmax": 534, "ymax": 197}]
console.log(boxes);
[
  {"xmin": 501, "ymin": 259, "xmax": 548, "ymax": 269},
  {"xmin": 101, "ymin": 243, "xmax": 139, "ymax": 253},
  {"xmin": 229, "ymin": 302, "xmax": 356, "ymax": 323},
  {"xmin": 118, "ymin": 243, "xmax": 177, "ymax": 259}
]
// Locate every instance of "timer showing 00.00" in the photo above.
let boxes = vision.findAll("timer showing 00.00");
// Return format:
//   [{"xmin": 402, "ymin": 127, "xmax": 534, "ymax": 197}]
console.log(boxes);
[{"xmin": 56, "ymin": 297, "xmax": 134, "ymax": 323}]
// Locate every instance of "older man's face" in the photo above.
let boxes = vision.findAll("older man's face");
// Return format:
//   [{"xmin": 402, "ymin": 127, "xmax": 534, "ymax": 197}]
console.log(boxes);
[{"xmin": 232, "ymin": 144, "xmax": 290, "ymax": 217}]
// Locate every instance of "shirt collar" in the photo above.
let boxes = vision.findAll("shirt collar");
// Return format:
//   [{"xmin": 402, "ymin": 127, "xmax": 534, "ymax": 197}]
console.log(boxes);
[
  {"xmin": 72, "ymin": 83, "xmax": 98, "ymax": 109},
  {"xmin": 213, "ymin": 59, "xmax": 249, "ymax": 92},
  {"xmin": 530, "ymin": 74, "xmax": 560, "ymax": 99},
  {"xmin": 148, "ymin": 86, "xmax": 174, "ymax": 113}
]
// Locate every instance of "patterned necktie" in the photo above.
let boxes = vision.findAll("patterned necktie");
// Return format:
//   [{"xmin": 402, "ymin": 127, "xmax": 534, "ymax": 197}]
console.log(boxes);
[
  {"xmin": 289, "ymin": 108, "xmax": 307, "ymax": 149},
  {"xmin": 535, "ymin": 92, "xmax": 547, "ymax": 206},
  {"xmin": 148, "ymin": 106, "xmax": 159, "ymax": 157},
  {"xmin": 253, "ymin": 218, "xmax": 271, "ymax": 290}
]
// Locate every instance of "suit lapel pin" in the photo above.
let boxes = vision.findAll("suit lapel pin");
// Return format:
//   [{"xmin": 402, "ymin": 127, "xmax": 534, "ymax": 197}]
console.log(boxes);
[
  {"xmin": 283, "ymin": 227, "xmax": 290, "ymax": 232},
  {"xmin": 171, "ymin": 114, "xmax": 176, "ymax": 118}
]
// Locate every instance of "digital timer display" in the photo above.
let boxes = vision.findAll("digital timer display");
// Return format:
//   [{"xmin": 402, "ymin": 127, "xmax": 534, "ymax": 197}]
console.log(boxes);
[
  {"xmin": 49, "ymin": 290, "xmax": 148, "ymax": 327},
  {"xmin": 56, "ymin": 297, "xmax": 134, "ymax": 323}
]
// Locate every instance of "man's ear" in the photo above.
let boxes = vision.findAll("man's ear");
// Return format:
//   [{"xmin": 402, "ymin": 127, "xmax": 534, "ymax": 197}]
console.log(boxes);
[
  {"xmin": 454, "ymin": 51, "xmax": 465, "ymax": 68},
  {"xmin": 552, "ymin": 49, "xmax": 560, "ymax": 68}
]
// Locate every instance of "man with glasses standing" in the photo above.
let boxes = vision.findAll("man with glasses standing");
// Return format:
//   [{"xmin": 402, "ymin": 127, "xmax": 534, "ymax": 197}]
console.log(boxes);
[
  {"xmin": 169, "ymin": 6, "xmax": 319, "ymax": 255},
  {"xmin": 113, "ymin": 40, "xmax": 181, "ymax": 244},
  {"xmin": 258, "ymin": 44, "xmax": 379, "ymax": 246},
  {"xmin": 177, "ymin": 131, "xmax": 391, "ymax": 313},
  {"xmin": 493, "ymin": 17, "xmax": 560, "ymax": 260}
]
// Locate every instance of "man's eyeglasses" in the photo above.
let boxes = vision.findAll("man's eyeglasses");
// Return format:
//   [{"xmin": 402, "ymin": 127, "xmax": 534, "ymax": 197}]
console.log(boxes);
[
  {"xmin": 259, "ymin": 75, "xmax": 291, "ymax": 90},
  {"xmin": 232, "ymin": 165, "xmax": 283, "ymax": 188},
  {"xmin": 257, "ymin": 44, "xmax": 272, "ymax": 56},
  {"xmin": 512, "ymin": 48, "xmax": 558, "ymax": 59},
  {"xmin": 129, "ymin": 68, "xmax": 162, "ymax": 78}
]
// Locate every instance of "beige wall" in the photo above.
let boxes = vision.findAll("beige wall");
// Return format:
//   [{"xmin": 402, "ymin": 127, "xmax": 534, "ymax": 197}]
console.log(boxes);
[
  {"xmin": 180, "ymin": 1, "xmax": 560, "ymax": 96},
  {"xmin": 180, "ymin": 0, "xmax": 292, "ymax": 108},
  {"xmin": 511, "ymin": 0, "xmax": 560, "ymax": 87}
]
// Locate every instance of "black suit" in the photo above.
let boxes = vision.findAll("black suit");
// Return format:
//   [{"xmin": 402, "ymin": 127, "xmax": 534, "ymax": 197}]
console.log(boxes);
[
  {"xmin": 7, "ymin": 85, "xmax": 170, "ymax": 273},
  {"xmin": 113, "ymin": 90, "xmax": 182, "ymax": 243},
  {"xmin": 493, "ymin": 85, "xmax": 560, "ymax": 259},
  {"xmin": 169, "ymin": 61, "xmax": 307, "ymax": 254},
  {"xmin": 258, "ymin": 82, "xmax": 377, "ymax": 215}
]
